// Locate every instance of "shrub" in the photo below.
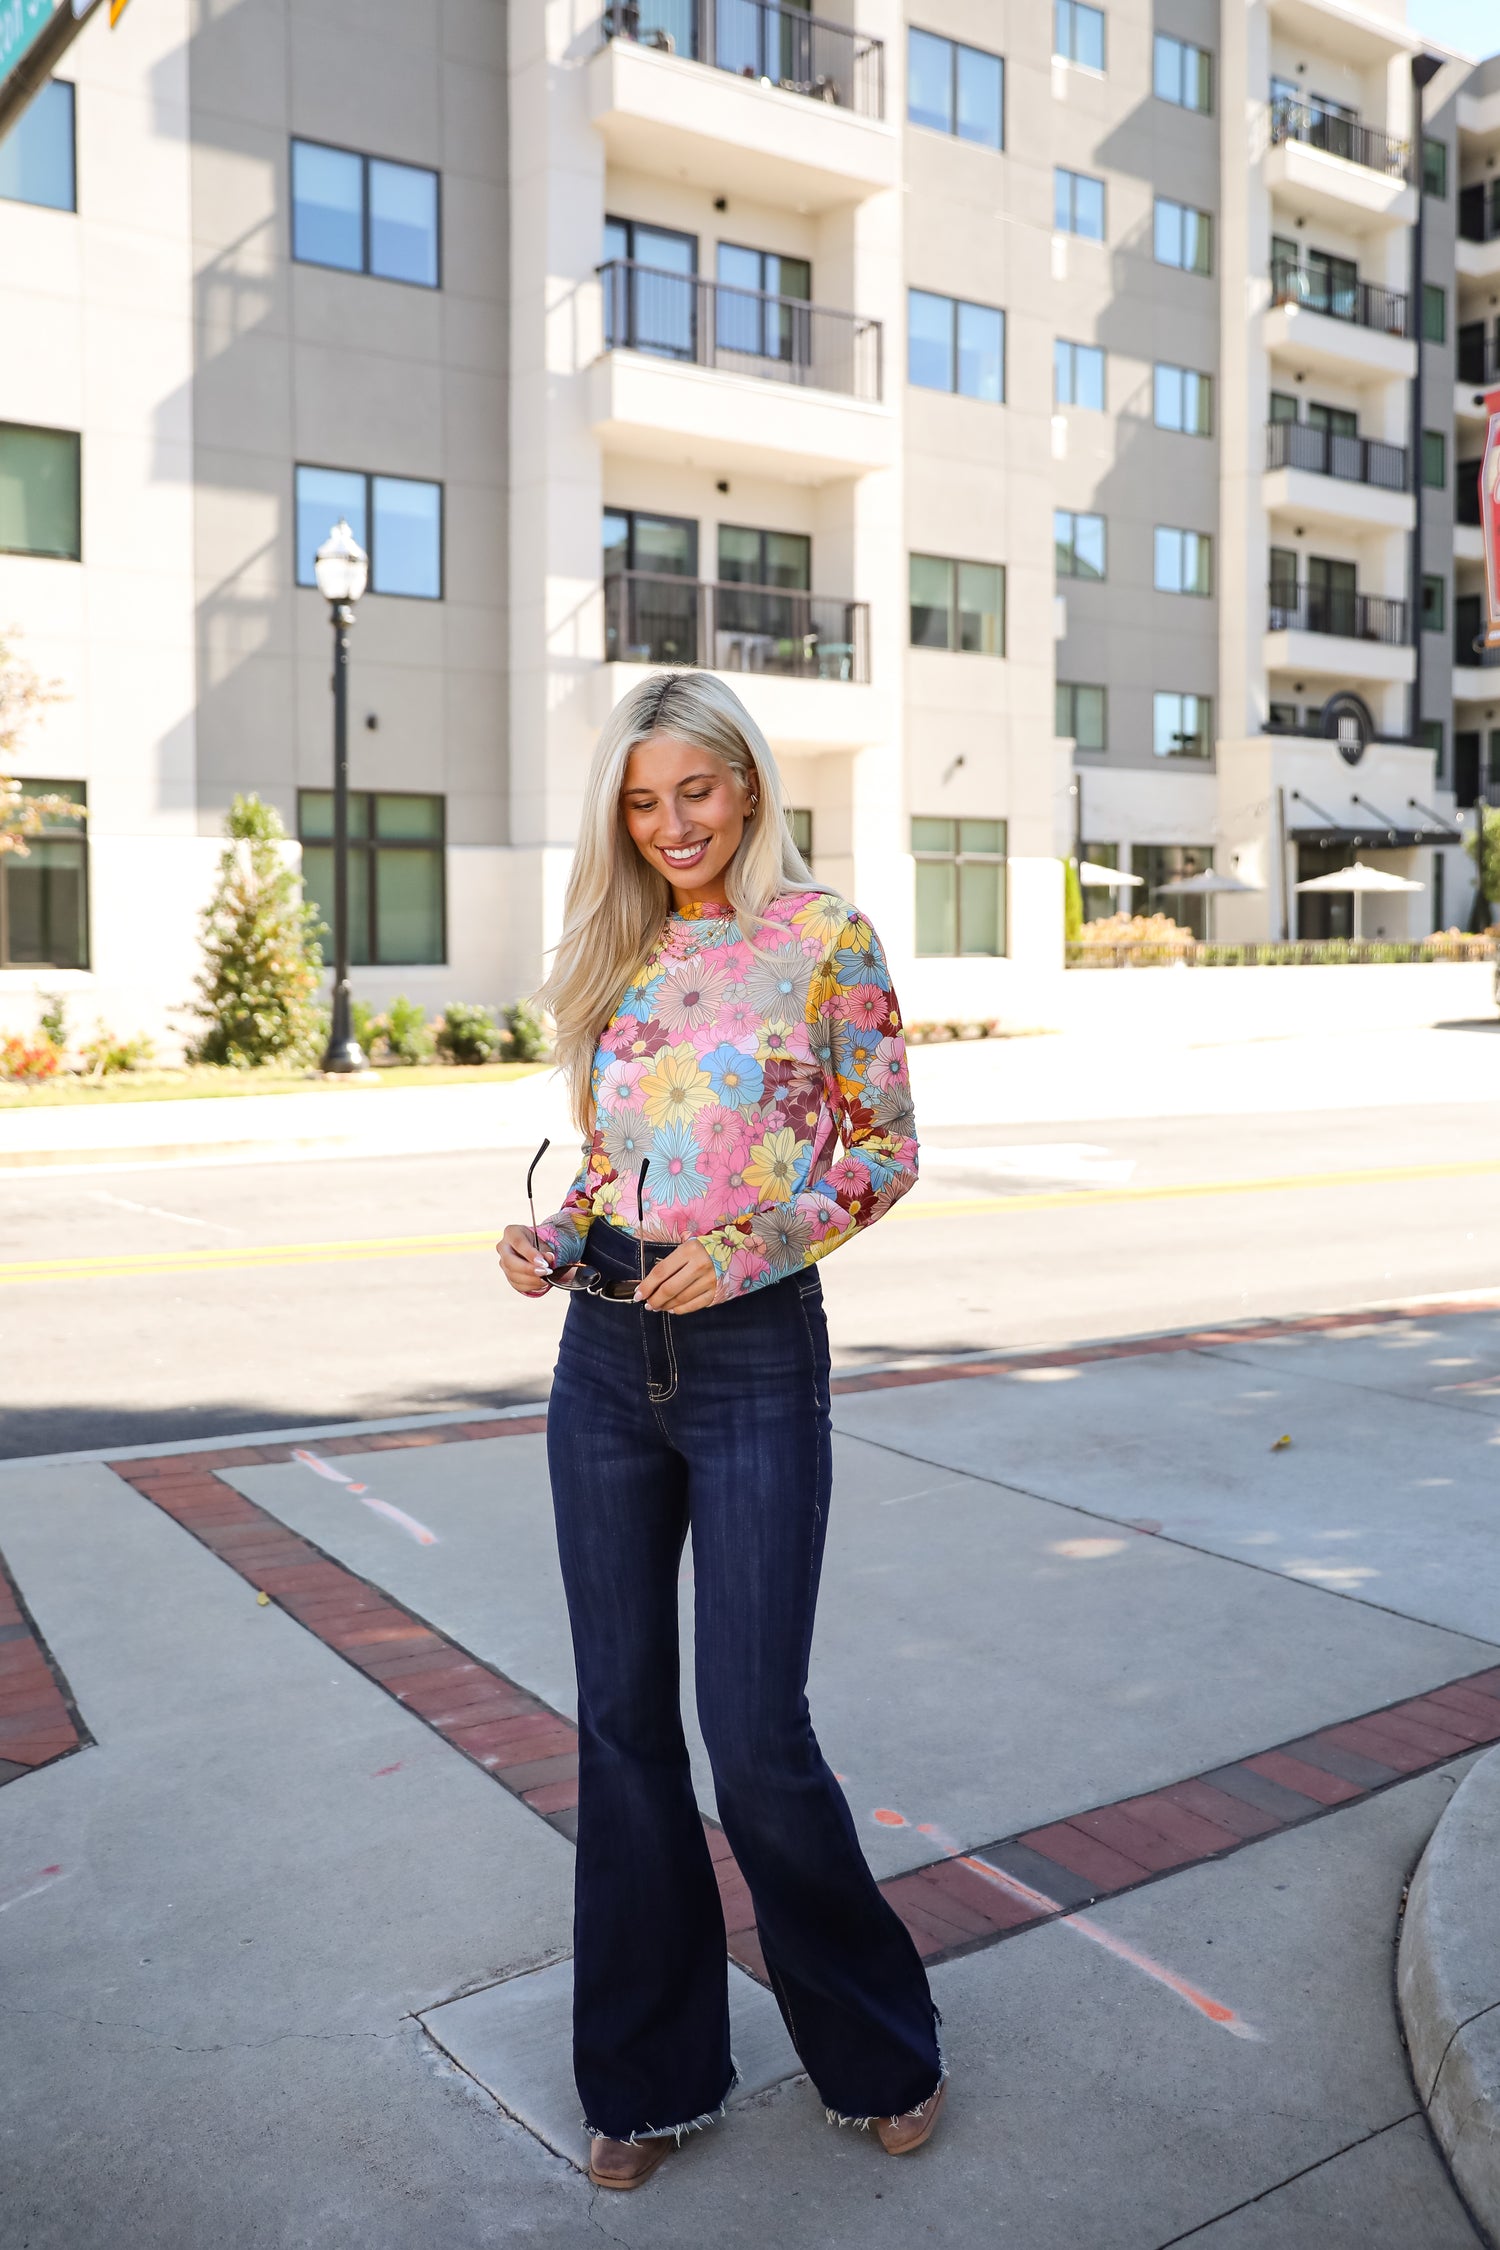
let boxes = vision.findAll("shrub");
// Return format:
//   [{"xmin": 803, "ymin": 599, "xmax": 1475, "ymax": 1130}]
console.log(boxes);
[
  {"xmin": 502, "ymin": 999, "xmax": 549, "ymax": 1062},
  {"xmin": 1063, "ymin": 858, "xmax": 1084, "ymax": 943},
  {"xmin": 384, "ymin": 993, "xmax": 437, "ymax": 1063},
  {"xmin": 436, "ymin": 1001, "xmax": 509, "ymax": 1066},
  {"xmin": 350, "ymin": 998, "xmax": 381, "ymax": 1056},
  {"xmin": 37, "ymin": 993, "xmax": 67, "ymax": 1049},
  {"xmin": 188, "ymin": 795, "xmax": 324, "ymax": 1069},
  {"xmin": 0, "ymin": 1033, "xmax": 60, "ymax": 1083},
  {"xmin": 81, "ymin": 1024, "xmax": 155, "ymax": 1076}
]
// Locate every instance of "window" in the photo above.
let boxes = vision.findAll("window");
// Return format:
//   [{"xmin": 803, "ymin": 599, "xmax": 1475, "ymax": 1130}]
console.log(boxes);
[
  {"xmin": 1422, "ymin": 136, "xmax": 1448, "ymax": 198},
  {"xmin": 604, "ymin": 509, "xmax": 699, "ymax": 663},
  {"xmin": 1153, "ymin": 692, "xmax": 1212, "ymax": 760},
  {"xmin": 603, "ymin": 217, "xmax": 698, "ymax": 357},
  {"xmin": 1054, "ymin": 509, "xmax": 1106, "ymax": 580},
  {"xmin": 1056, "ymin": 681, "xmax": 1106, "ymax": 751},
  {"xmin": 1137, "ymin": 843, "xmax": 1213, "ymax": 938},
  {"xmin": 1423, "ymin": 429, "xmax": 1447, "ymax": 489},
  {"xmin": 1154, "ymin": 527, "xmax": 1212, "ymax": 596},
  {"xmin": 911, "ymin": 817, "xmax": 1007, "ymax": 955},
  {"xmin": 1154, "ymin": 364, "xmax": 1213, "ymax": 435},
  {"xmin": 1269, "ymin": 390, "xmax": 1298, "ymax": 423},
  {"xmin": 907, "ymin": 29, "xmax": 1003, "ymax": 149},
  {"xmin": 1422, "ymin": 574, "xmax": 1446, "ymax": 633},
  {"xmin": 294, "ymin": 466, "xmax": 442, "ymax": 598},
  {"xmin": 909, "ymin": 554, "xmax": 1004, "ymax": 653},
  {"xmin": 1054, "ymin": 339, "xmax": 1105, "ymax": 410},
  {"xmin": 717, "ymin": 526, "xmax": 809, "ymax": 589},
  {"xmin": 1053, "ymin": 0, "xmax": 1104, "ymax": 72},
  {"xmin": 298, "ymin": 791, "xmax": 445, "ymax": 967},
  {"xmin": 717, "ymin": 243, "xmax": 811, "ymax": 365},
  {"xmin": 1154, "ymin": 33, "xmax": 1211, "ymax": 113},
  {"xmin": 1417, "ymin": 719, "xmax": 1445, "ymax": 779},
  {"xmin": 1055, "ymin": 168, "xmax": 1105, "ymax": 240},
  {"xmin": 908, "ymin": 291, "xmax": 1004, "ymax": 401},
  {"xmin": 1080, "ymin": 842, "xmax": 1121, "ymax": 919},
  {"xmin": 0, "ymin": 781, "xmax": 86, "ymax": 968},
  {"xmin": 1154, "ymin": 197, "xmax": 1212, "ymax": 275},
  {"xmin": 788, "ymin": 807, "xmax": 814, "ymax": 861},
  {"xmin": 1423, "ymin": 283, "xmax": 1446, "ymax": 344},
  {"xmin": 0, "ymin": 423, "xmax": 80, "ymax": 560},
  {"xmin": 0, "ymin": 79, "xmax": 75, "ymax": 211},
  {"xmin": 291, "ymin": 140, "xmax": 439, "ymax": 287}
]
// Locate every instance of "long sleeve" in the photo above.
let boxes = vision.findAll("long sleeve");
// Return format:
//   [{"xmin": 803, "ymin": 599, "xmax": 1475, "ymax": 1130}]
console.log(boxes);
[
  {"xmin": 693, "ymin": 904, "xmax": 918, "ymax": 1303},
  {"xmin": 532, "ymin": 1151, "xmax": 593, "ymax": 1271}
]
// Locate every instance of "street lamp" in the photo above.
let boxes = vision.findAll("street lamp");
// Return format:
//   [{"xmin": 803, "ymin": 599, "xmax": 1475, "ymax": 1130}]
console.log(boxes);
[{"xmin": 313, "ymin": 519, "xmax": 370, "ymax": 1074}]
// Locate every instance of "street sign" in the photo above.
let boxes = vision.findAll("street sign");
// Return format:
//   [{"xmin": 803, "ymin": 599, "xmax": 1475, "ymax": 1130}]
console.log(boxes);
[
  {"xmin": 0, "ymin": 0, "xmax": 64, "ymax": 87},
  {"xmin": 1483, "ymin": 399, "xmax": 1500, "ymax": 651}
]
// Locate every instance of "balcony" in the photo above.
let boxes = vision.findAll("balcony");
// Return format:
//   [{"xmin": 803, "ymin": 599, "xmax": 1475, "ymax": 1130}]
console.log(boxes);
[
  {"xmin": 1458, "ymin": 181, "xmax": 1500, "ymax": 282},
  {"xmin": 595, "ymin": 573, "xmax": 887, "ymax": 750},
  {"xmin": 591, "ymin": 262, "xmax": 893, "ymax": 480},
  {"xmin": 1455, "ymin": 599, "xmax": 1500, "ymax": 702},
  {"xmin": 1270, "ymin": 257, "xmax": 1408, "ymax": 336},
  {"xmin": 590, "ymin": 1, "xmax": 895, "ymax": 211},
  {"xmin": 1265, "ymin": 580, "xmax": 1415, "ymax": 685},
  {"xmin": 606, "ymin": 570, "xmax": 869, "ymax": 679},
  {"xmin": 1263, "ymin": 419, "xmax": 1413, "ymax": 533},
  {"xmin": 1457, "ymin": 332, "xmax": 1500, "ymax": 388},
  {"xmin": 1457, "ymin": 460, "xmax": 1483, "ymax": 529},
  {"xmin": 1266, "ymin": 97, "xmax": 1415, "ymax": 232}
]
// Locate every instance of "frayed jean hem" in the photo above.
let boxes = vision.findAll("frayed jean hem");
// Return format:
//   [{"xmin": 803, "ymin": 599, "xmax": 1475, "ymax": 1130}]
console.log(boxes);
[{"xmin": 582, "ymin": 2065, "xmax": 740, "ymax": 2146}]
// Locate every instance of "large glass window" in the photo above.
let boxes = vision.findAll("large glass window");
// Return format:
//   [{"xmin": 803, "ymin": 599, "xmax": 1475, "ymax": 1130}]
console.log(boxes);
[
  {"xmin": 1053, "ymin": 0, "xmax": 1104, "ymax": 71},
  {"xmin": 1422, "ymin": 137, "xmax": 1448, "ymax": 199},
  {"xmin": 603, "ymin": 216, "xmax": 698, "ymax": 358},
  {"xmin": 604, "ymin": 509, "xmax": 698, "ymax": 663},
  {"xmin": 1055, "ymin": 168, "xmax": 1105, "ymax": 240},
  {"xmin": 1054, "ymin": 339, "xmax": 1105, "ymax": 410},
  {"xmin": 718, "ymin": 525, "xmax": 810, "ymax": 589},
  {"xmin": 908, "ymin": 290, "xmax": 1004, "ymax": 401},
  {"xmin": 912, "ymin": 817, "xmax": 1007, "ymax": 955},
  {"xmin": 716, "ymin": 242, "xmax": 811, "ymax": 367},
  {"xmin": 1154, "ymin": 197, "xmax": 1213, "ymax": 274},
  {"xmin": 907, "ymin": 28, "xmax": 1003, "ymax": 149},
  {"xmin": 1422, "ymin": 429, "xmax": 1447, "ymax": 489},
  {"xmin": 1154, "ymin": 364, "xmax": 1213, "ymax": 435},
  {"xmin": 1154, "ymin": 526, "xmax": 1212, "ymax": 596},
  {"xmin": 909, "ymin": 555, "xmax": 1004, "ymax": 654},
  {"xmin": 1423, "ymin": 283, "xmax": 1446, "ymax": 343},
  {"xmin": 294, "ymin": 465, "xmax": 441, "ymax": 598},
  {"xmin": 0, "ymin": 781, "xmax": 87, "ymax": 968},
  {"xmin": 1152, "ymin": 692, "xmax": 1213, "ymax": 759},
  {"xmin": 0, "ymin": 79, "xmax": 75, "ymax": 211},
  {"xmin": 1138, "ymin": 843, "xmax": 1213, "ymax": 938},
  {"xmin": 291, "ymin": 139, "xmax": 439, "ymax": 287},
  {"xmin": 1054, "ymin": 509, "xmax": 1106, "ymax": 580},
  {"xmin": 298, "ymin": 791, "xmax": 445, "ymax": 967},
  {"xmin": 0, "ymin": 423, "xmax": 81, "ymax": 560},
  {"xmin": 1056, "ymin": 681, "xmax": 1106, "ymax": 751},
  {"xmin": 1154, "ymin": 33, "xmax": 1212, "ymax": 113}
]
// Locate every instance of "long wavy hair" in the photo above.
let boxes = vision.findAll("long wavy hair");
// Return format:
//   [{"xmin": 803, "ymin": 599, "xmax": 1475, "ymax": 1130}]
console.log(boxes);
[{"xmin": 537, "ymin": 670, "xmax": 827, "ymax": 1134}]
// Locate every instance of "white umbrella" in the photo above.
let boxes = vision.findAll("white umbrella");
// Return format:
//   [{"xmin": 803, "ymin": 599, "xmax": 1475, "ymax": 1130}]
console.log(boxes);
[
  {"xmin": 1151, "ymin": 867, "xmax": 1262, "ymax": 939},
  {"xmin": 1295, "ymin": 859, "xmax": 1423, "ymax": 940},
  {"xmin": 1078, "ymin": 861, "xmax": 1143, "ymax": 888}
]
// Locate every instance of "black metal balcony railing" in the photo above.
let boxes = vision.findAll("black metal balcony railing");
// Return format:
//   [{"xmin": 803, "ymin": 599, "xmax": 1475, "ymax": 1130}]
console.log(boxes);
[
  {"xmin": 1264, "ymin": 419, "xmax": 1408, "ymax": 491},
  {"xmin": 1267, "ymin": 582, "xmax": 1410, "ymax": 643},
  {"xmin": 1459, "ymin": 180, "xmax": 1500, "ymax": 244},
  {"xmin": 599, "ymin": 0, "xmax": 884, "ymax": 118},
  {"xmin": 1269, "ymin": 95, "xmax": 1410, "ymax": 183},
  {"xmin": 1457, "ymin": 333, "xmax": 1500, "ymax": 387},
  {"xmin": 1458, "ymin": 460, "xmax": 1484, "ymax": 528},
  {"xmin": 606, "ymin": 569, "xmax": 871, "ymax": 681},
  {"xmin": 599, "ymin": 260, "xmax": 882, "ymax": 400},
  {"xmin": 1268, "ymin": 256, "xmax": 1408, "ymax": 337}
]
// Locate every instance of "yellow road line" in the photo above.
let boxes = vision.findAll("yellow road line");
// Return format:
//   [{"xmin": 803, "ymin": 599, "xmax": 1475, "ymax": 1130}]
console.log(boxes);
[{"xmin": 3, "ymin": 1154, "xmax": 1500, "ymax": 1284}]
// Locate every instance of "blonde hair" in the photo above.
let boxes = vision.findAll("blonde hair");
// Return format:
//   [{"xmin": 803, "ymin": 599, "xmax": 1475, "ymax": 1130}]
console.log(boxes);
[{"xmin": 537, "ymin": 670, "xmax": 827, "ymax": 1134}]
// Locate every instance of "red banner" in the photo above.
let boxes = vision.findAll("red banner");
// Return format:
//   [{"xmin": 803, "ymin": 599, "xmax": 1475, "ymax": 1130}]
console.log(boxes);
[{"xmin": 1484, "ymin": 398, "xmax": 1500, "ymax": 649}]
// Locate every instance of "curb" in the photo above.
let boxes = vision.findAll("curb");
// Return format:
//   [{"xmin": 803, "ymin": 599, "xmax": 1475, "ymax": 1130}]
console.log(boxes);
[{"xmin": 1397, "ymin": 1743, "xmax": 1500, "ymax": 2245}]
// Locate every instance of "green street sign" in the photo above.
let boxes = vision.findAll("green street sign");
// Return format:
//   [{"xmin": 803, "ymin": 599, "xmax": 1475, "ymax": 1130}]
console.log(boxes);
[{"xmin": 0, "ymin": 0, "xmax": 64, "ymax": 90}]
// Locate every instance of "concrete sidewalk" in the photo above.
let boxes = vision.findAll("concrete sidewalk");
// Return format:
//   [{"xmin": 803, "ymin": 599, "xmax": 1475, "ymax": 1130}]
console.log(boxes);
[
  {"xmin": 1, "ymin": 1305, "xmax": 1497, "ymax": 2246},
  {"xmin": 4, "ymin": 1018, "xmax": 1500, "ymax": 1175}
]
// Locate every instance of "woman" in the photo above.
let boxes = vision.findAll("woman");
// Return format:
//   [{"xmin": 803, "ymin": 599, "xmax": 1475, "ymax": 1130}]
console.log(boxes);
[{"xmin": 498, "ymin": 670, "xmax": 944, "ymax": 2190}]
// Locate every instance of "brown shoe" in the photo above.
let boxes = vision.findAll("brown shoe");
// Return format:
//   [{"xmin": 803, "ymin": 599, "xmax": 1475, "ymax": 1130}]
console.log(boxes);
[
  {"xmin": 587, "ymin": 2135, "xmax": 673, "ymax": 2191},
  {"xmin": 876, "ymin": 2079, "xmax": 947, "ymax": 2156}
]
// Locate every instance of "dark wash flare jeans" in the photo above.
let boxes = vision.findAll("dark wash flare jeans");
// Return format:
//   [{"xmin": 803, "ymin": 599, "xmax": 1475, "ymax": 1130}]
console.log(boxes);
[{"xmin": 546, "ymin": 1218, "xmax": 942, "ymax": 2141}]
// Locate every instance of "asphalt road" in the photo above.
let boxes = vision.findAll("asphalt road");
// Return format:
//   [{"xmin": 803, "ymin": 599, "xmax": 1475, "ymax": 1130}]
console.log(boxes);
[{"xmin": 4, "ymin": 1089, "xmax": 1499, "ymax": 1458}]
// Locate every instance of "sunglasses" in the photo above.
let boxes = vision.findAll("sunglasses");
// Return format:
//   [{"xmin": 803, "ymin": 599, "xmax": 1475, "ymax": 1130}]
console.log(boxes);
[{"xmin": 526, "ymin": 1138, "xmax": 650, "ymax": 1301}]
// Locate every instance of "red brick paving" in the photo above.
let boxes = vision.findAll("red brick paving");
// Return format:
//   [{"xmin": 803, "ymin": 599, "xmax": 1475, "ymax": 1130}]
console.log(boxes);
[
  {"xmin": 74, "ymin": 1390, "xmax": 1500, "ymax": 1977},
  {"xmin": 0, "ymin": 1549, "xmax": 85, "ymax": 1776}
]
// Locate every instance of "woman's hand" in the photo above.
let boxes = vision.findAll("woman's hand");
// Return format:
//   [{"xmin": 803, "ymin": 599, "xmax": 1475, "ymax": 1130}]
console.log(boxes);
[
  {"xmin": 635, "ymin": 1239, "xmax": 718, "ymax": 1315},
  {"xmin": 498, "ymin": 1224, "xmax": 554, "ymax": 1298}
]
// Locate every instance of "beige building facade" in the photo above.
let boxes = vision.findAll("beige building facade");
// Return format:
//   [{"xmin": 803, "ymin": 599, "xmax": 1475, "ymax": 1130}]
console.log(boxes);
[{"xmin": 0, "ymin": 0, "xmax": 1496, "ymax": 1055}]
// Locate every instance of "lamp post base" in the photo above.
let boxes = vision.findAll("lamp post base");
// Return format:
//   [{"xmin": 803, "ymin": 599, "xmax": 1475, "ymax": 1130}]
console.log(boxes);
[{"xmin": 319, "ymin": 1037, "xmax": 370, "ymax": 1076}]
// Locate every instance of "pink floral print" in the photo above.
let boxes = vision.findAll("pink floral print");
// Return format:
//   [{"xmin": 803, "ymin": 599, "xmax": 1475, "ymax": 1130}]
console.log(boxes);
[{"xmin": 536, "ymin": 890, "xmax": 918, "ymax": 1302}]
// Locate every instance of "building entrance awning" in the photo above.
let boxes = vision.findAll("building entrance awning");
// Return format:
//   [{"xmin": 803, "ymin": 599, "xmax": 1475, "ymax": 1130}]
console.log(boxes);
[{"xmin": 1287, "ymin": 788, "xmax": 1463, "ymax": 851}]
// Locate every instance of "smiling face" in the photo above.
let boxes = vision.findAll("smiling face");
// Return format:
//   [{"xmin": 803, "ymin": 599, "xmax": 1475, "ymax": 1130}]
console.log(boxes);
[{"xmin": 620, "ymin": 733, "xmax": 757, "ymax": 908}]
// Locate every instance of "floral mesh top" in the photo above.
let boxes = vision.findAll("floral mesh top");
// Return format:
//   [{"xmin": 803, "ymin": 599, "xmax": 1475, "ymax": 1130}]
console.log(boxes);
[{"xmin": 535, "ymin": 889, "xmax": 918, "ymax": 1302}]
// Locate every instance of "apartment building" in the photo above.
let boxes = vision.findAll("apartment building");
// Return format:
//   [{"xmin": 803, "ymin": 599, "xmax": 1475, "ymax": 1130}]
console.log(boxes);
[{"xmin": 0, "ymin": 0, "xmax": 1496, "ymax": 1052}]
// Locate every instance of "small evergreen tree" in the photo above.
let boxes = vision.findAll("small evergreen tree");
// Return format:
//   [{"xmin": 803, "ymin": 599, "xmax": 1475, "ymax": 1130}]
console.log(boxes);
[
  {"xmin": 1063, "ymin": 858, "xmax": 1085, "ymax": 942},
  {"xmin": 188, "ymin": 795, "xmax": 325, "ymax": 1068}
]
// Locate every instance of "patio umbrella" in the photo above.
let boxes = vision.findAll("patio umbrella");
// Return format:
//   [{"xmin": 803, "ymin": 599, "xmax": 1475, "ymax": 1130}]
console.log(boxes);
[
  {"xmin": 1078, "ymin": 861, "xmax": 1143, "ymax": 887},
  {"xmin": 1151, "ymin": 867, "xmax": 1262, "ymax": 939},
  {"xmin": 1295, "ymin": 859, "xmax": 1423, "ymax": 940}
]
